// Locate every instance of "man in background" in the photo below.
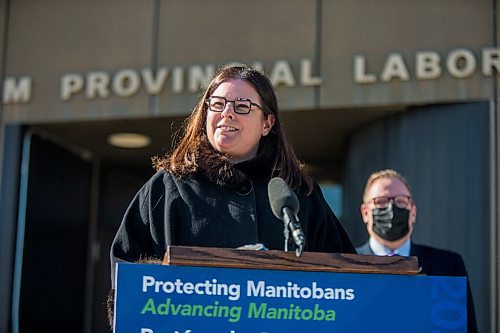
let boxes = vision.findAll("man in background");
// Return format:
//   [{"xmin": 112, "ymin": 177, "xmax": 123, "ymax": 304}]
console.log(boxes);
[{"xmin": 356, "ymin": 169, "xmax": 477, "ymax": 333}]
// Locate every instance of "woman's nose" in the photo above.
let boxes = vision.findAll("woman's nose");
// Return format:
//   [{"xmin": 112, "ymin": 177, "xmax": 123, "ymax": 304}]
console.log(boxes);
[{"xmin": 221, "ymin": 102, "xmax": 236, "ymax": 118}]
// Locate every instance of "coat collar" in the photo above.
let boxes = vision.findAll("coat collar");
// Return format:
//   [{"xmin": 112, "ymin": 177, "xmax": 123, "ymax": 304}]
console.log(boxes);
[{"xmin": 196, "ymin": 135, "xmax": 276, "ymax": 190}]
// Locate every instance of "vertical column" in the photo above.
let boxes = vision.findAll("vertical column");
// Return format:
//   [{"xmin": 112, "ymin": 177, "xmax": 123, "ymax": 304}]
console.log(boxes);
[
  {"xmin": 0, "ymin": 125, "xmax": 22, "ymax": 333},
  {"xmin": 492, "ymin": 1, "xmax": 499, "ymax": 332}
]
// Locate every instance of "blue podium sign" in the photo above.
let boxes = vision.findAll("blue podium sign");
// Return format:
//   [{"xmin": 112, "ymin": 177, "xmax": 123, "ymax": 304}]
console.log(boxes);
[{"xmin": 114, "ymin": 262, "xmax": 467, "ymax": 333}]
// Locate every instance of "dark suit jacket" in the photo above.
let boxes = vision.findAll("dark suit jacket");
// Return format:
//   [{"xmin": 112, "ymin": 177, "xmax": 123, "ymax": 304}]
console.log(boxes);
[{"xmin": 356, "ymin": 241, "xmax": 478, "ymax": 333}]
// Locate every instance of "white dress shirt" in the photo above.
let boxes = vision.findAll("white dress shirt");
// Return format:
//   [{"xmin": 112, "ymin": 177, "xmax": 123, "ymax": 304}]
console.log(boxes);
[{"xmin": 369, "ymin": 237, "xmax": 411, "ymax": 256}]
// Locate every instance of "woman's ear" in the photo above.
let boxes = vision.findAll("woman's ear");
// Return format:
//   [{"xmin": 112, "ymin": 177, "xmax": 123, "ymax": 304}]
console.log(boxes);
[{"xmin": 262, "ymin": 114, "xmax": 275, "ymax": 136}]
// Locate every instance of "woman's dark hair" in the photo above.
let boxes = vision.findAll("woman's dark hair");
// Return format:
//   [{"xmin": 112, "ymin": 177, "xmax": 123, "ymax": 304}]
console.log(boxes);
[{"xmin": 154, "ymin": 64, "xmax": 312, "ymax": 192}]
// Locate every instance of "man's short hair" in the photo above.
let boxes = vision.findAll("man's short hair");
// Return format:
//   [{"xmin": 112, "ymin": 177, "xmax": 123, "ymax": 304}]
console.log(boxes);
[{"xmin": 362, "ymin": 169, "xmax": 412, "ymax": 203}]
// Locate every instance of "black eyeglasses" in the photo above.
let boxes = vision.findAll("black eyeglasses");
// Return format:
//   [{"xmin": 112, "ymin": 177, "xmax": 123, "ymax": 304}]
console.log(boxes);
[
  {"xmin": 205, "ymin": 96, "xmax": 263, "ymax": 115},
  {"xmin": 369, "ymin": 195, "xmax": 412, "ymax": 209}
]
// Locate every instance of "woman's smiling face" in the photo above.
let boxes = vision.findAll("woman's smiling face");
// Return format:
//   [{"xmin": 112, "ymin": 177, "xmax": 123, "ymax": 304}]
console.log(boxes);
[{"xmin": 206, "ymin": 79, "xmax": 275, "ymax": 163}]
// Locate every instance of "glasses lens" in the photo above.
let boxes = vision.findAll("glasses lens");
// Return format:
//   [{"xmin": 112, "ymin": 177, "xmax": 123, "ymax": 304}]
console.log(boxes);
[
  {"xmin": 372, "ymin": 197, "xmax": 390, "ymax": 208},
  {"xmin": 233, "ymin": 100, "xmax": 251, "ymax": 114},
  {"xmin": 394, "ymin": 196, "xmax": 411, "ymax": 208},
  {"xmin": 207, "ymin": 97, "xmax": 226, "ymax": 112}
]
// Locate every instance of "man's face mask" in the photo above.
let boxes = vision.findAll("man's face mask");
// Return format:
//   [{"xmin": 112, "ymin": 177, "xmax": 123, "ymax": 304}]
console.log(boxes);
[{"xmin": 371, "ymin": 203, "xmax": 410, "ymax": 241}]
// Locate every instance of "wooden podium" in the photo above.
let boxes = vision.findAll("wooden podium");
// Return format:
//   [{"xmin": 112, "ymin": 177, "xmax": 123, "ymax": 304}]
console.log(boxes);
[
  {"xmin": 162, "ymin": 245, "xmax": 419, "ymax": 274},
  {"xmin": 113, "ymin": 246, "xmax": 467, "ymax": 333}
]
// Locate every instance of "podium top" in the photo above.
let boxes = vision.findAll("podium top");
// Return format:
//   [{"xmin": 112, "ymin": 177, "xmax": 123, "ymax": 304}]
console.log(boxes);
[{"xmin": 163, "ymin": 246, "xmax": 419, "ymax": 275}]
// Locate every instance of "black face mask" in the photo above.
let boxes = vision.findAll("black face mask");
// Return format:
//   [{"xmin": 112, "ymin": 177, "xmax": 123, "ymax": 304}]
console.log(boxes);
[{"xmin": 371, "ymin": 204, "xmax": 410, "ymax": 241}]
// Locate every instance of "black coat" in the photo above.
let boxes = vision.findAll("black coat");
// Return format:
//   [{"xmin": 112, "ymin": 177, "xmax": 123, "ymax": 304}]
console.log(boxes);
[
  {"xmin": 357, "ymin": 241, "xmax": 478, "ymax": 333},
  {"xmin": 110, "ymin": 148, "xmax": 356, "ymax": 285}
]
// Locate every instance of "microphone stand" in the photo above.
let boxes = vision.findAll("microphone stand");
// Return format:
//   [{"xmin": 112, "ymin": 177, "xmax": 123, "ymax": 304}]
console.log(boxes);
[
  {"xmin": 282, "ymin": 207, "xmax": 304, "ymax": 257},
  {"xmin": 283, "ymin": 225, "xmax": 289, "ymax": 253}
]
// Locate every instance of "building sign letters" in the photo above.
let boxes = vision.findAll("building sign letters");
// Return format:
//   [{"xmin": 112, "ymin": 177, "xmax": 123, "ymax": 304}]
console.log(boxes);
[{"xmin": 2, "ymin": 47, "xmax": 500, "ymax": 105}]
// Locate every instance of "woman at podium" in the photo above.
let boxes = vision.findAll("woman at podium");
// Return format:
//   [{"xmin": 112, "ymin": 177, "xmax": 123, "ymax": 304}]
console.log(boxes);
[{"xmin": 109, "ymin": 64, "xmax": 356, "ymax": 285}]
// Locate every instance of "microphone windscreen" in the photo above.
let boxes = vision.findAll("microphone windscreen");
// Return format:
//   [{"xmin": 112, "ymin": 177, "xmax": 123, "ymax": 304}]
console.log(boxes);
[{"xmin": 267, "ymin": 177, "xmax": 300, "ymax": 219}]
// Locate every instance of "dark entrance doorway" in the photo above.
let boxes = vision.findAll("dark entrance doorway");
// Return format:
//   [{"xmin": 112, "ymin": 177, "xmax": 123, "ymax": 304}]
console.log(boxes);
[{"xmin": 12, "ymin": 131, "xmax": 92, "ymax": 333}]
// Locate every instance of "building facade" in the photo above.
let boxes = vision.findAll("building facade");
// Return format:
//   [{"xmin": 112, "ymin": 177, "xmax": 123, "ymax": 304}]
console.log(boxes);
[{"xmin": 0, "ymin": 1, "xmax": 498, "ymax": 332}]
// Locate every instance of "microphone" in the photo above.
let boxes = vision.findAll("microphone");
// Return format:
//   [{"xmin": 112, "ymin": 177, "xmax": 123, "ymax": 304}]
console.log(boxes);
[{"xmin": 268, "ymin": 177, "xmax": 305, "ymax": 256}]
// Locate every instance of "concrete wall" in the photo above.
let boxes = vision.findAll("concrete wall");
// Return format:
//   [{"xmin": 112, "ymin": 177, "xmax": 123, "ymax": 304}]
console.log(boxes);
[{"xmin": 1, "ymin": 0, "xmax": 496, "ymax": 123}]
